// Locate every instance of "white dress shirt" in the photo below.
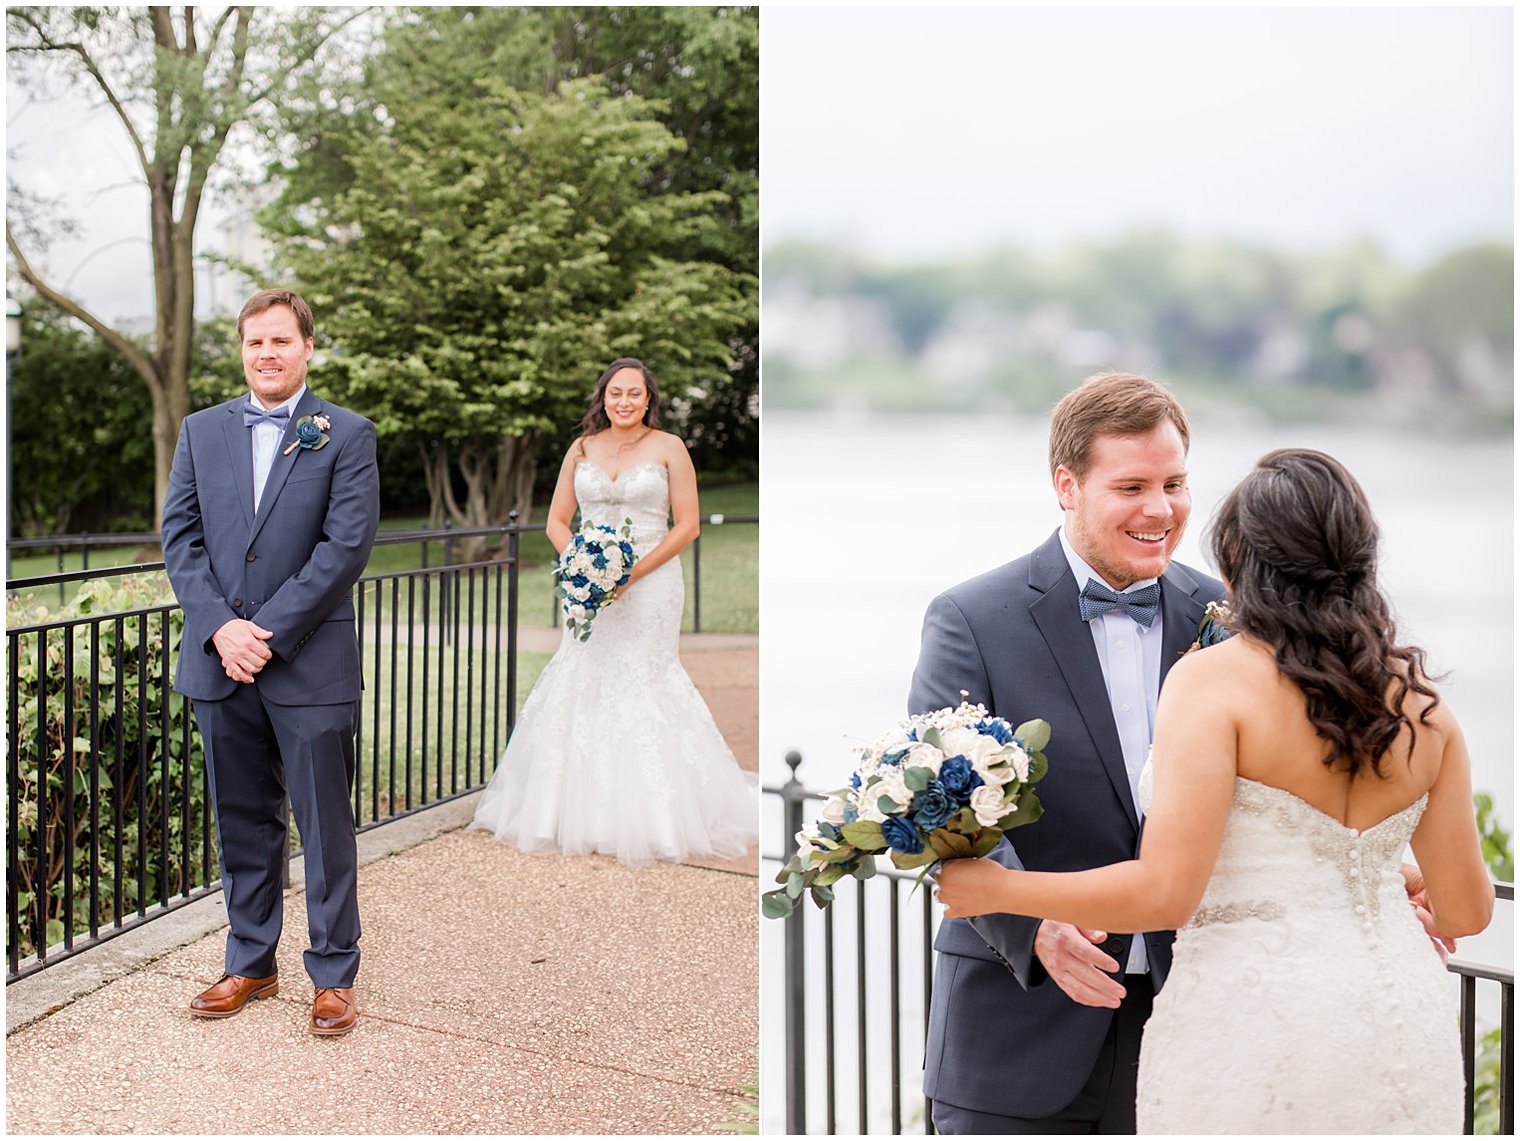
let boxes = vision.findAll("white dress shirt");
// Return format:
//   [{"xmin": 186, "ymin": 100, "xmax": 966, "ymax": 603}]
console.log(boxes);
[
  {"xmin": 1059, "ymin": 525, "xmax": 1164, "ymax": 974},
  {"xmin": 249, "ymin": 385, "xmax": 307, "ymax": 513}
]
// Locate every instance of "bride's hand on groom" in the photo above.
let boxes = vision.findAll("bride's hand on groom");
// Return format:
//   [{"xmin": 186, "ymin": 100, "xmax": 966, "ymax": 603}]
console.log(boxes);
[{"xmin": 1401, "ymin": 862, "xmax": 1457, "ymax": 962}]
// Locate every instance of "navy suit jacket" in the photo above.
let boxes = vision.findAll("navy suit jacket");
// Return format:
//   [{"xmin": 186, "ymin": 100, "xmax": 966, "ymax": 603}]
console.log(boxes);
[
  {"xmin": 910, "ymin": 528, "xmax": 1225, "ymax": 1117},
  {"xmin": 162, "ymin": 390, "xmax": 380, "ymax": 706}
]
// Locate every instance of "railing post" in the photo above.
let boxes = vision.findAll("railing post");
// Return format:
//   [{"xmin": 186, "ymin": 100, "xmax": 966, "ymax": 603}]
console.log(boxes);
[
  {"xmin": 441, "ymin": 519, "xmax": 453, "ymax": 646},
  {"xmin": 783, "ymin": 748, "xmax": 807, "ymax": 1134},
  {"xmin": 1503, "ymin": 978, "xmax": 1514, "ymax": 1136},
  {"xmin": 506, "ymin": 511, "xmax": 520, "ymax": 735},
  {"xmin": 692, "ymin": 533, "xmax": 702, "ymax": 634}
]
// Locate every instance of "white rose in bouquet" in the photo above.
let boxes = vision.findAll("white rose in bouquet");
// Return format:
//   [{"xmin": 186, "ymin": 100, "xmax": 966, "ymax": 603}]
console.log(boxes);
[
  {"xmin": 969, "ymin": 784, "xmax": 1009, "ymax": 827},
  {"xmin": 873, "ymin": 766, "xmax": 914, "ymax": 813},
  {"xmin": 902, "ymin": 741, "xmax": 945, "ymax": 774},
  {"xmin": 1002, "ymin": 742, "xmax": 1032, "ymax": 782},
  {"xmin": 851, "ymin": 786, "xmax": 888, "ymax": 823},
  {"xmin": 938, "ymin": 726, "xmax": 981, "ymax": 760}
]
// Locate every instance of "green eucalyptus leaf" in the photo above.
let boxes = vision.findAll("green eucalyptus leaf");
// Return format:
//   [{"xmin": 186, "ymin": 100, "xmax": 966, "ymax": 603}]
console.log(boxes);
[
  {"xmin": 839, "ymin": 820, "xmax": 886, "ymax": 850},
  {"xmin": 1014, "ymin": 719, "xmax": 1051, "ymax": 753},
  {"xmin": 889, "ymin": 847, "xmax": 939, "ymax": 871},
  {"xmin": 998, "ymin": 791, "xmax": 1045, "ymax": 830},
  {"xmin": 930, "ymin": 829, "xmax": 974, "ymax": 859},
  {"xmin": 760, "ymin": 891, "xmax": 795, "ymax": 920}
]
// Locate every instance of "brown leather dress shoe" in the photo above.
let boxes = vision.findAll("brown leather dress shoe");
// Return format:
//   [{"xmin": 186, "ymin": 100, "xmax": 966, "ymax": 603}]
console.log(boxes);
[
  {"xmin": 188, "ymin": 973, "xmax": 279, "ymax": 1018},
  {"xmin": 309, "ymin": 987, "xmax": 357, "ymax": 1036}
]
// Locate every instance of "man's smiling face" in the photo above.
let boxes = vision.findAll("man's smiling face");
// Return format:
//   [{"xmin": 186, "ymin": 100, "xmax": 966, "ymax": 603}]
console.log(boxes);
[
  {"xmin": 241, "ymin": 304, "xmax": 312, "ymax": 409},
  {"xmin": 1056, "ymin": 422, "xmax": 1191, "ymax": 590}
]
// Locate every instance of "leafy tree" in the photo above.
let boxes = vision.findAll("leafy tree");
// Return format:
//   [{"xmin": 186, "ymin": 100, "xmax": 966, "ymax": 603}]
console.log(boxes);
[
  {"xmin": 267, "ymin": 7, "xmax": 758, "ymax": 492},
  {"xmin": 1473, "ymin": 792, "xmax": 1513, "ymax": 883},
  {"xmin": 263, "ymin": 72, "xmax": 750, "ymax": 548},
  {"xmin": 8, "ymin": 301, "xmax": 156, "ymax": 535},
  {"xmin": 5, "ymin": 5, "xmax": 369, "ymax": 525}
]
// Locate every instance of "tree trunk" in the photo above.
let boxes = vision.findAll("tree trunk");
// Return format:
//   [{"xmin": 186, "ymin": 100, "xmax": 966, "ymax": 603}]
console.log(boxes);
[{"xmin": 423, "ymin": 433, "xmax": 543, "ymax": 562}]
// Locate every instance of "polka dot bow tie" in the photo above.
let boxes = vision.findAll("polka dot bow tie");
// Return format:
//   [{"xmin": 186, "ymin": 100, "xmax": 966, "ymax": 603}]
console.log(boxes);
[
  {"xmin": 1078, "ymin": 578, "xmax": 1161, "ymax": 628},
  {"xmin": 243, "ymin": 404, "xmax": 292, "ymax": 429}
]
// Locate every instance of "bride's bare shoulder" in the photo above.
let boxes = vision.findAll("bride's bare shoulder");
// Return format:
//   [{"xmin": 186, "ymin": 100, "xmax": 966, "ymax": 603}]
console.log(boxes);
[{"xmin": 1165, "ymin": 635, "xmax": 1274, "ymax": 699}]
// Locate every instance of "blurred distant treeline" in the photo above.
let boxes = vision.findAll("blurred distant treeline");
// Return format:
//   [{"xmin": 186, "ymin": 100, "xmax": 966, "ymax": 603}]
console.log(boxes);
[{"xmin": 764, "ymin": 232, "xmax": 1512, "ymax": 429}]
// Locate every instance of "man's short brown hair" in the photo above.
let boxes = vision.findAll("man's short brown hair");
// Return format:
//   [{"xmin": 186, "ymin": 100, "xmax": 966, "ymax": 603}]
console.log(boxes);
[
  {"xmin": 237, "ymin": 289, "xmax": 315, "ymax": 342},
  {"xmin": 1048, "ymin": 371, "xmax": 1191, "ymax": 480}
]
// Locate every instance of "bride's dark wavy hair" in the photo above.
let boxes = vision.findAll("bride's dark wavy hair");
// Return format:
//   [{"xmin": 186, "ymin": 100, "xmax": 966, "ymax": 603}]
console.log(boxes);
[
  {"xmin": 576, "ymin": 358, "xmax": 663, "ymax": 439},
  {"xmin": 1208, "ymin": 448, "xmax": 1440, "ymax": 778}
]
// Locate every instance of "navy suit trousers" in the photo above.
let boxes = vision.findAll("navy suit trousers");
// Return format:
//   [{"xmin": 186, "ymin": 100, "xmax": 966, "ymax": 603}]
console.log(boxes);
[
  {"xmin": 932, "ymin": 976, "xmax": 1154, "ymax": 1134},
  {"xmin": 195, "ymin": 686, "xmax": 361, "ymax": 987}
]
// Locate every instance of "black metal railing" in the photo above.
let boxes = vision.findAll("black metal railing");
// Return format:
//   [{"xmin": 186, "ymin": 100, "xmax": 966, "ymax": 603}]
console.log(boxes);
[
  {"xmin": 8, "ymin": 513, "xmax": 759, "ymax": 634},
  {"xmin": 765, "ymin": 753, "xmax": 1515, "ymax": 1136},
  {"xmin": 4, "ymin": 522, "xmax": 532, "ymax": 982}
]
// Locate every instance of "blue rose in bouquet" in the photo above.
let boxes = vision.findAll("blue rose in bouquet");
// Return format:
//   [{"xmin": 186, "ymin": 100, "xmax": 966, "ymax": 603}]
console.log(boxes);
[
  {"xmin": 553, "ymin": 517, "xmax": 637, "ymax": 641},
  {"xmin": 762, "ymin": 698, "xmax": 1051, "ymax": 919}
]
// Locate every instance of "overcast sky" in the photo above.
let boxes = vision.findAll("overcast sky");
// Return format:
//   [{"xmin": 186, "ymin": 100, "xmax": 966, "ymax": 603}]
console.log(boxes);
[
  {"xmin": 761, "ymin": 6, "xmax": 1513, "ymax": 264},
  {"xmin": 6, "ymin": 6, "xmax": 1513, "ymax": 325}
]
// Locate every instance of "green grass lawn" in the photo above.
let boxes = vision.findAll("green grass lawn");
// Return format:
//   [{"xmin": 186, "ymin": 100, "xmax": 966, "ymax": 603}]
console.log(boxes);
[
  {"xmin": 350, "ymin": 631, "xmax": 551, "ymax": 826},
  {"xmin": 364, "ymin": 479, "xmax": 757, "ymax": 634}
]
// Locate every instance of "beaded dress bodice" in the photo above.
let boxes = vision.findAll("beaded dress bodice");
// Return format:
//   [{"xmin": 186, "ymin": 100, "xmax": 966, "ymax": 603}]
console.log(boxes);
[{"xmin": 573, "ymin": 461, "xmax": 671, "ymax": 553}]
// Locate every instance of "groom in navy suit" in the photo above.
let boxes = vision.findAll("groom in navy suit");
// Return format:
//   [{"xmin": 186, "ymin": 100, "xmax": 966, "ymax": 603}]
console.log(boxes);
[
  {"xmin": 910, "ymin": 373, "xmax": 1225, "ymax": 1132},
  {"xmin": 163, "ymin": 288, "xmax": 379, "ymax": 1036}
]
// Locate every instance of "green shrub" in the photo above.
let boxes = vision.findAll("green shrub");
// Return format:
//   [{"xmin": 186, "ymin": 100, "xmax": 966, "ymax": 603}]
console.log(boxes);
[{"xmin": 8, "ymin": 575, "xmax": 212, "ymax": 963}]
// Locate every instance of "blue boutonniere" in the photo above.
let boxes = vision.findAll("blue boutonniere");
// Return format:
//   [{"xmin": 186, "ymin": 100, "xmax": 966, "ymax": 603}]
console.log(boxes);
[
  {"xmin": 1187, "ymin": 599, "xmax": 1235, "ymax": 654},
  {"xmin": 282, "ymin": 413, "xmax": 331, "ymax": 456}
]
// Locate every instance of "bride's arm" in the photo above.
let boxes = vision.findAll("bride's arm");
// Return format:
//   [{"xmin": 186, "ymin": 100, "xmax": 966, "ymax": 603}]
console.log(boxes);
[
  {"xmin": 619, "ymin": 435, "xmax": 700, "ymax": 590},
  {"xmin": 1407, "ymin": 704, "xmax": 1494, "ymax": 940},
  {"xmin": 938, "ymin": 647, "xmax": 1239, "ymax": 933},
  {"xmin": 545, "ymin": 443, "xmax": 584, "ymax": 556}
]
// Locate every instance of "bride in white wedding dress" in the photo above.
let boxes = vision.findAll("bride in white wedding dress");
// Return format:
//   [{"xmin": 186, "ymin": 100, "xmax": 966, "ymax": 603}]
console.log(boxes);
[
  {"xmin": 938, "ymin": 449, "xmax": 1494, "ymax": 1134},
  {"xmin": 470, "ymin": 358, "xmax": 757, "ymax": 865}
]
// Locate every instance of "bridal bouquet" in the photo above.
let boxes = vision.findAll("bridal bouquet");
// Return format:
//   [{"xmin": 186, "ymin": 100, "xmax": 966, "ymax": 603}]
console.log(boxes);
[
  {"xmin": 553, "ymin": 518, "xmax": 637, "ymax": 641},
  {"xmin": 762, "ymin": 698, "xmax": 1050, "ymax": 919}
]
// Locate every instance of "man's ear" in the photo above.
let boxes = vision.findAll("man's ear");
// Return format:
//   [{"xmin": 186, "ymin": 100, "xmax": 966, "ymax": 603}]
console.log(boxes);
[{"xmin": 1054, "ymin": 464, "xmax": 1080, "ymax": 511}]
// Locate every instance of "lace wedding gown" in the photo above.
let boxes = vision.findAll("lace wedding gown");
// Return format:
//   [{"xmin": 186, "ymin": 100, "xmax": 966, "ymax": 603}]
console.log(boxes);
[
  {"xmin": 1136, "ymin": 767, "xmax": 1463, "ymax": 1133},
  {"xmin": 470, "ymin": 461, "xmax": 757, "ymax": 865}
]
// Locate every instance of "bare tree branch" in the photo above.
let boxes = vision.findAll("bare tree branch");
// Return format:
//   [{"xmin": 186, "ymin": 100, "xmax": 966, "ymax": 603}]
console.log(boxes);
[
  {"xmin": 206, "ymin": 6, "xmax": 237, "ymax": 51},
  {"xmin": 6, "ymin": 9, "xmax": 152, "ymax": 173},
  {"xmin": 7, "ymin": 221, "xmax": 159, "ymax": 387}
]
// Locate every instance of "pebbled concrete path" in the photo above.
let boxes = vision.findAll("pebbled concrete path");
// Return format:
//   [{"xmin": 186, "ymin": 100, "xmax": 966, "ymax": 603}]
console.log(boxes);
[{"xmin": 5, "ymin": 635, "xmax": 758, "ymax": 1135}]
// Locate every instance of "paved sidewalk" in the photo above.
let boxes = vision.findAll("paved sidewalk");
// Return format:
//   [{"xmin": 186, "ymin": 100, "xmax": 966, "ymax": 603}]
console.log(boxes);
[{"xmin": 5, "ymin": 636, "xmax": 758, "ymax": 1136}]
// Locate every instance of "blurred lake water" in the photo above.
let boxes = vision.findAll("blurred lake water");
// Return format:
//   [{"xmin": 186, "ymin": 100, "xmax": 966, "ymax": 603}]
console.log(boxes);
[{"xmin": 762, "ymin": 410, "xmax": 1513, "ymax": 812}]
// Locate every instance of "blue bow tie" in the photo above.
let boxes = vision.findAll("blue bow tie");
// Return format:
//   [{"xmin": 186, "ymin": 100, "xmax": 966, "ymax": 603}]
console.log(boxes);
[
  {"xmin": 1079, "ymin": 578, "xmax": 1161, "ymax": 628},
  {"xmin": 243, "ymin": 403, "xmax": 292, "ymax": 429}
]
